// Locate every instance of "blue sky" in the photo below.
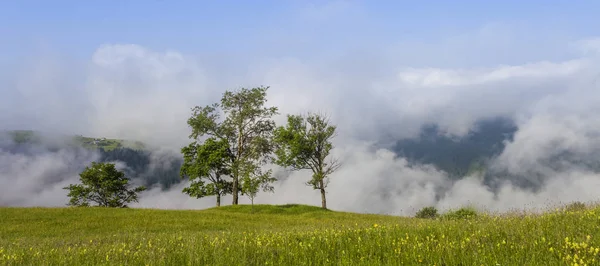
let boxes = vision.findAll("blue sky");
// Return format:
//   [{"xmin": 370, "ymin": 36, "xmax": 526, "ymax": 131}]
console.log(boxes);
[
  {"xmin": 2, "ymin": 0, "xmax": 599, "ymax": 64},
  {"xmin": 4, "ymin": 1, "xmax": 600, "ymax": 211},
  {"xmin": 1, "ymin": 0, "xmax": 600, "ymax": 139}
]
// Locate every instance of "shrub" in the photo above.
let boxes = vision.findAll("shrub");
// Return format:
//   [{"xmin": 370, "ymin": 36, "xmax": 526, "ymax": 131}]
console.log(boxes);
[
  {"xmin": 442, "ymin": 207, "xmax": 478, "ymax": 220},
  {"xmin": 415, "ymin": 206, "xmax": 439, "ymax": 219},
  {"xmin": 564, "ymin": 201, "xmax": 586, "ymax": 212}
]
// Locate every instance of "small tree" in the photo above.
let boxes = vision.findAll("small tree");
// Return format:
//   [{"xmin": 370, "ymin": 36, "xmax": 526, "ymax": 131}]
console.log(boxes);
[
  {"xmin": 274, "ymin": 112, "xmax": 341, "ymax": 209},
  {"xmin": 186, "ymin": 86, "xmax": 278, "ymax": 205},
  {"xmin": 180, "ymin": 138, "xmax": 233, "ymax": 207},
  {"xmin": 240, "ymin": 162, "xmax": 276, "ymax": 212},
  {"xmin": 63, "ymin": 162, "xmax": 146, "ymax": 207}
]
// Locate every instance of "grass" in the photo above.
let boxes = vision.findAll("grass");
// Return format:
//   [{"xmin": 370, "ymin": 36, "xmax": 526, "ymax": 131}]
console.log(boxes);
[{"xmin": 1, "ymin": 204, "xmax": 600, "ymax": 265}]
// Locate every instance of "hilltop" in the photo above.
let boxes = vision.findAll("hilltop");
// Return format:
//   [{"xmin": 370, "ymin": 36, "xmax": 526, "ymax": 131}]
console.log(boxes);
[
  {"xmin": 0, "ymin": 204, "xmax": 397, "ymax": 239},
  {"xmin": 4, "ymin": 130, "xmax": 146, "ymax": 152}
]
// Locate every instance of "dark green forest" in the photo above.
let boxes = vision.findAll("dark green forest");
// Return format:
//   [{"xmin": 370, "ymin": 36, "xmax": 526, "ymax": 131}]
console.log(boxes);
[
  {"xmin": 393, "ymin": 117, "xmax": 517, "ymax": 179},
  {"xmin": 98, "ymin": 148, "xmax": 181, "ymax": 189}
]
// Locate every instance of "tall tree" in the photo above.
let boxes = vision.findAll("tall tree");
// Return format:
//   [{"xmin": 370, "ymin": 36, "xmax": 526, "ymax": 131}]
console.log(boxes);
[
  {"xmin": 186, "ymin": 86, "xmax": 278, "ymax": 205},
  {"xmin": 63, "ymin": 162, "xmax": 146, "ymax": 208},
  {"xmin": 274, "ymin": 113, "xmax": 341, "ymax": 209},
  {"xmin": 180, "ymin": 138, "xmax": 232, "ymax": 207}
]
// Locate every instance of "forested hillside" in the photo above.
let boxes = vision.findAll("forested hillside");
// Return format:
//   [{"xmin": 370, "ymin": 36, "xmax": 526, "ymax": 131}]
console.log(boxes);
[
  {"xmin": 392, "ymin": 117, "xmax": 517, "ymax": 179},
  {"xmin": 98, "ymin": 148, "xmax": 181, "ymax": 189},
  {"xmin": 1, "ymin": 130, "xmax": 181, "ymax": 190}
]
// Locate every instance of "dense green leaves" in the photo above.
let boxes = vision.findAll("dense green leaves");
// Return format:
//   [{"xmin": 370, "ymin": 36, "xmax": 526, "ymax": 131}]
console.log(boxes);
[
  {"xmin": 274, "ymin": 113, "xmax": 340, "ymax": 209},
  {"xmin": 180, "ymin": 138, "xmax": 233, "ymax": 206},
  {"xmin": 63, "ymin": 162, "xmax": 146, "ymax": 208},
  {"xmin": 184, "ymin": 86, "xmax": 279, "ymax": 205}
]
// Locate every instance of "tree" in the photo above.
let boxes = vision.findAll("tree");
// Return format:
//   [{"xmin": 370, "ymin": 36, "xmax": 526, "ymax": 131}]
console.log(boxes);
[
  {"xmin": 63, "ymin": 162, "xmax": 146, "ymax": 207},
  {"xmin": 240, "ymin": 162, "xmax": 276, "ymax": 212},
  {"xmin": 186, "ymin": 86, "xmax": 278, "ymax": 205},
  {"xmin": 180, "ymin": 138, "xmax": 233, "ymax": 207},
  {"xmin": 274, "ymin": 112, "xmax": 341, "ymax": 209}
]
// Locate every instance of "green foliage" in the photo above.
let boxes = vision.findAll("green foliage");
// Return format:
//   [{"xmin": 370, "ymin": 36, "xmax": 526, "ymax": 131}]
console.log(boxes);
[
  {"xmin": 180, "ymin": 138, "xmax": 233, "ymax": 207},
  {"xmin": 564, "ymin": 201, "xmax": 587, "ymax": 212},
  {"xmin": 415, "ymin": 206, "xmax": 439, "ymax": 219},
  {"xmin": 240, "ymin": 164, "xmax": 276, "ymax": 210},
  {"xmin": 2, "ymin": 206, "xmax": 600, "ymax": 265},
  {"xmin": 442, "ymin": 206, "xmax": 478, "ymax": 220},
  {"xmin": 63, "ymin": 162, "xmax": 146, "ymax": 208},
  {"xmin": 185, "ymin": 86, "xmax": 279, "ymax": 205},
  {"xmin": 274, "ymin": 112, "xmax": 340, "ymax": 209}
]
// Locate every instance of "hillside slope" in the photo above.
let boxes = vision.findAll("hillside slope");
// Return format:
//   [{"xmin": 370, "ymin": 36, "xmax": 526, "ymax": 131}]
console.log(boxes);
[
  {"xmin": 393, "ymin": 117, "xmax": 517, "ymax": 179},
  {"xmin": 5, "ymin": 130, "xmax": 145, "ymax": 151},
  {"xmin": 0, "ymin": 130, "xmax": 182, "ymax": 191},
  {"xmin": 0, "ymin": 204, "xmax": 598, "ymax": 265}
]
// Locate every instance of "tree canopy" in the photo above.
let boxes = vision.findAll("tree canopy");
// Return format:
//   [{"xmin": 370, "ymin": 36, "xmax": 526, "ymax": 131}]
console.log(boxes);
[
  {"xmin": 185, "ymin": 86, "xmax": 279, "ymax": 205},
  {"xmin": 180, "ymin": 137, "xmax": 233, "ymax": 207},
  {"xmin": 63, "ymin": 162, "xmax": 146, "ymax": 208},
  {"xmin": 62, "ymin": 86, "xmax": 349, "ymax": 210},
  {"xmin": 274, "ymin": 112, "xmax": 340, "ymax": 209}
]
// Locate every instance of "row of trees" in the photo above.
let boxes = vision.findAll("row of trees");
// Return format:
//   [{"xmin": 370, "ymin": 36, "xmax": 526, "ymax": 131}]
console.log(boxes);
[
  {"xmin": 64, "ymin": 86, "xmax": 341, "ymax": 209},
  {"xmin": 179, "ymin": 86, "xmax": 340, "ymax": 209}
]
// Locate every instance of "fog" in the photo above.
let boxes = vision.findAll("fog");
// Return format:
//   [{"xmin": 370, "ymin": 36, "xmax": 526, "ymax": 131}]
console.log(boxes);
[{"xmin": 2, "ymin": 6, "xmax": 600, "ymax": 216}]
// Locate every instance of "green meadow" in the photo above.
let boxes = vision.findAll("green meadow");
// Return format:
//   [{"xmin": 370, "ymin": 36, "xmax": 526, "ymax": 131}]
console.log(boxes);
[{"xmin": 1, "ymin": 204, "xmax": 599, "ymax": 265}]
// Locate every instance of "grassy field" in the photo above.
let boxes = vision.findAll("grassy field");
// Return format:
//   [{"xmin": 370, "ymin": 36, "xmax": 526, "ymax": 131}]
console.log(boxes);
[{"xmin": 1, "ymin": 204, "xmax": 599, "ymax": 265}]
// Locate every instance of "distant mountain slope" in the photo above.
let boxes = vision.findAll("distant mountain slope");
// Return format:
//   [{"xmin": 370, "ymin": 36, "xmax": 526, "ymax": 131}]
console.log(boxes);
[
  {"xmin": 392, "ymin": 117, "xmax": 518, "ymax": 179},
  {"xmin": 3, "ymin": 118, "xmax": 519, "ymax": 192},
  {"xmin": 1, "ymin": 130, "xmax": 181, "ymax": 190},
  {"xmin": 5, "ymin": 130, "xmax": 145, "ymax": 151},
  {"xmin": 73, "ymin": 135, "xmax": 146, "ymax": 151}
]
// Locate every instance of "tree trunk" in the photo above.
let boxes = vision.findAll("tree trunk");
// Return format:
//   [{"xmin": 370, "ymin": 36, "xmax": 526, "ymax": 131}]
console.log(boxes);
[
  {"xmin": 216, "ymin": 193, "xmax": 221, "ymax": 207},
  {"xmin": 232, "ymin": 178, "xmax": 239, "ymax": 205},
  {"xmin": 233, "ymin": 125, "xmax": 242, "ymax": 205},
  {"xmin": 319, "ymin": 179, "xmax": 327, "ymax": 209}
]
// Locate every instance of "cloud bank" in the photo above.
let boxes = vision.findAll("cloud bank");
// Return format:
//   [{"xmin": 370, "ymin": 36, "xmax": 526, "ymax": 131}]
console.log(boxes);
[{"xmin": 2, "ymin": 14, "xmax": 600, "ymax": 215}]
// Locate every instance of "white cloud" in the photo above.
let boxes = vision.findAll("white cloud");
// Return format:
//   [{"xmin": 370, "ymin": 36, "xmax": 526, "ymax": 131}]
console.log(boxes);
[
  {"xmin": 572, "ymin": 37, "xmax": 600, "ymax": 55},
  {"xmin": 0, "ymin": 144, "xmax": 99, "ymax": 207},
  {"xmin": 83, "ymin": 44, "xmax": 215, "ymax": 149},
  {"xmin": 3, "ymin": 16, "xmax": 600, "ymax": 215}
]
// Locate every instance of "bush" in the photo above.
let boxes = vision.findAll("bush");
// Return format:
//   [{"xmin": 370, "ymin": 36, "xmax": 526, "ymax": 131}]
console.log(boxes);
[
  {"xmin": 564, "ymin": 201, "xmax": 586, "ymax": 212},
  {"xmin": 442, "ymin": 207, "xmax": 478, "ymax": 220},
  {"xmin": 415, "ymin": 206, "xmax": 439, "ymax": 219}
]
